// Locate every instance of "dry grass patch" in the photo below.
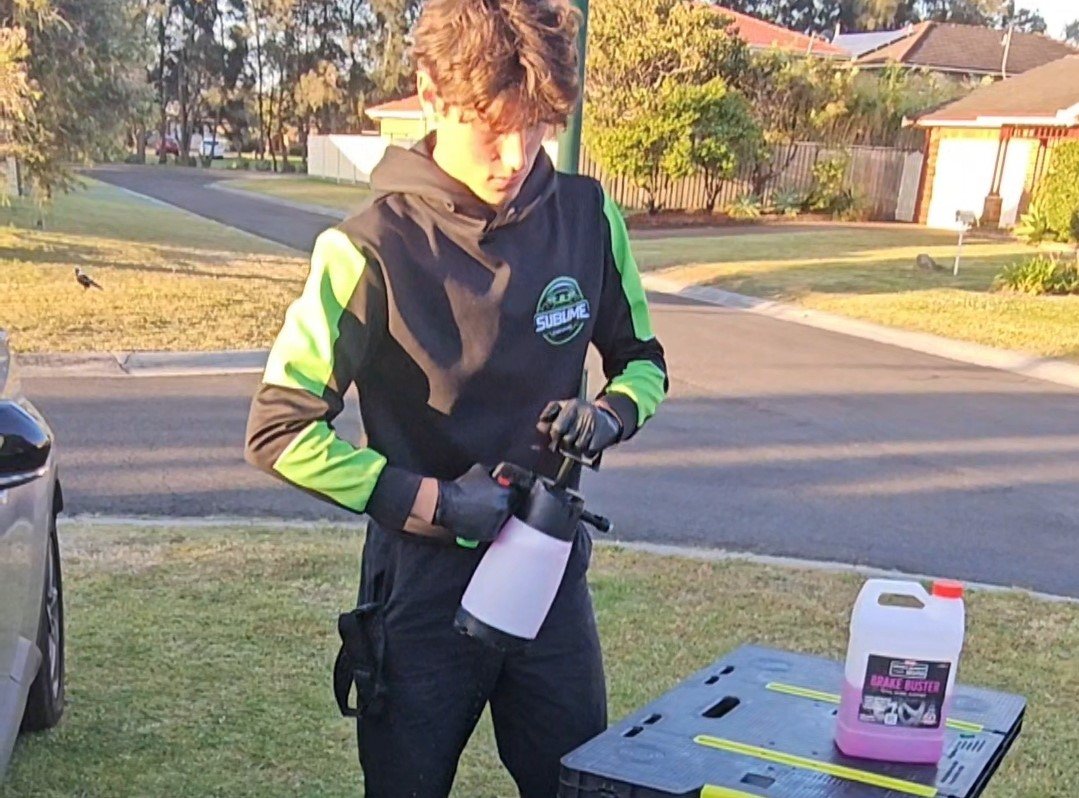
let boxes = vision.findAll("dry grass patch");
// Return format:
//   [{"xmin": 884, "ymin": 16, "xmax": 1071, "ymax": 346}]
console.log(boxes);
[{"xmin": 1, "ymin": 180, "xmax": 309, "ymax": 353}]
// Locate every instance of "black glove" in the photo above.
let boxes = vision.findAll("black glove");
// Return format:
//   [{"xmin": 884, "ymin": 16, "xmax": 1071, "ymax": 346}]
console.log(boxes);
[
  {"xmin": 536, "ymin": 399, "xmax": 623, "ymax": 459},
  {"xmin": 434, "ymin": 464, "xmax": 515, "ymax": 542}
]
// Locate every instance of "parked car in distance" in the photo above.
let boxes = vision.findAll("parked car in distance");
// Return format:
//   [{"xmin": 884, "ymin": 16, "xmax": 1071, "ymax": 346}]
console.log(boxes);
[
  {"xmin": 200, "ymin": 139, "xmax": 231, "ymax": 159},
  {"xmin": 146, "ymin": 132, "xmax": 180, "ymax": 157},
  {"xmin": 0, "ymin": 331, "xmax": 65, "ymax": 778}
]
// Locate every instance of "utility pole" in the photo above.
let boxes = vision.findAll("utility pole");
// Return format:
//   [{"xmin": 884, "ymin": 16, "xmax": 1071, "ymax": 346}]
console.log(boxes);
[{"xmin": 556, "ymin": 0, "xmax": 589, "ymax": 175}]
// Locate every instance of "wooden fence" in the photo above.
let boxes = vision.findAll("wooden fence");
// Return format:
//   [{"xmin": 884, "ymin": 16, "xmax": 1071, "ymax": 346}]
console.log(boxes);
[
  {"xmin": 308, "ymin": 133, "xmax": 925, "ymax": 223},
  {"xmin": 580, "ymin": 142, "xmax": 924, "ymax": 221}
]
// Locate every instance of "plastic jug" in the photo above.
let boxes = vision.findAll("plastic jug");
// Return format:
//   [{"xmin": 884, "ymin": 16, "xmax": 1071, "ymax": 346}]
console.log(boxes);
[{"xmin": 835, "ymin": 578, "xmax": 965, "ymax": 764}]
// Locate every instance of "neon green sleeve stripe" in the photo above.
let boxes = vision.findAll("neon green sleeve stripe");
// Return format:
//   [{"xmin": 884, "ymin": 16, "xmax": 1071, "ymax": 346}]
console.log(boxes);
[
  {"xmin": 602, "ymin": 190, "xmax": 655, "ymax": 342},
  {"xmin": 272, "ymin": 420, "xmax": 387, "ymax": 513},
  {"xmin": 607, "ymin": 360, "xmax": 667, "ymax": 426},
  {"xmin": 263, "ymin": 228, "xmax": 367, "ymax": 395}
]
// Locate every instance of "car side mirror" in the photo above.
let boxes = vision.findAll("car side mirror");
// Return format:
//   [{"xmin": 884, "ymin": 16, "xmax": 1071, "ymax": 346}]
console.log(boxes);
[{"xmin": 0, "ymin": 401, "xmax": 52, "ymax": 489}]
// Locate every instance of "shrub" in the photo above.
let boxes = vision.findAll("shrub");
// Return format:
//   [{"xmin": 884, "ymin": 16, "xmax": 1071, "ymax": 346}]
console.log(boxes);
[
  {"xmin": 771, "ymin": 185, "xmax": 807, "ymax": 217},
  {"xmin": 1032, "ymin": 141, "xmax": 1079, "ymax": 243},
  {"xmin": 807, "ymin": 152, "xmax": 854, "ymax": 216},
  {"xmin": 253, "ymin": 159, "xmax": 273, "ymax": 172},
  {"xmin": 836, "ymin": 193, "xmax": 871, "ymax": 222},
  {"xmin": 1014, "ymin": 203, "xmax": 1051, "ymax": 245},
  {"xmin": 993, "ymin": 255, "xmax": 1079, "ymax": 295},
  {"xmin": 726, "ymin": 193, "xmax": 762, "ymax": 220}
]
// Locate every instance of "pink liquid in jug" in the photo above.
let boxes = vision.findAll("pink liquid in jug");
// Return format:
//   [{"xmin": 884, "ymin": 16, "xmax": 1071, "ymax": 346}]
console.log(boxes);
[{"xmin": 835, "ymin": 679, "xmax": 954, "ymax": 764}]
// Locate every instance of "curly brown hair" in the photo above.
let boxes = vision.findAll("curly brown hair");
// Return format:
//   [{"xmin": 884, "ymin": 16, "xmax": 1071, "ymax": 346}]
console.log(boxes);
[{"xmin": 412, "ymin": 0, "xmax": 581, "ymax": 132}]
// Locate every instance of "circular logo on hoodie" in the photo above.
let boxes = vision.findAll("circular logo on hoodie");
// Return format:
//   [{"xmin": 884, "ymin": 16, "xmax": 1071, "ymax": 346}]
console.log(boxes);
[{"xmin": 534, "ymin": 277, "xmax": 590, "ymax": 346}]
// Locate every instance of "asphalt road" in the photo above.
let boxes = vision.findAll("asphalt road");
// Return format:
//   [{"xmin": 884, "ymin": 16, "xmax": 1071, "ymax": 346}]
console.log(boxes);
[
  {"xmin": 93, "ymin": 164, "xmax": 340, "ymax": 252},
  {"xmin": 35, "ymin": 165, "xmax": 1079, "ymax": 598}
]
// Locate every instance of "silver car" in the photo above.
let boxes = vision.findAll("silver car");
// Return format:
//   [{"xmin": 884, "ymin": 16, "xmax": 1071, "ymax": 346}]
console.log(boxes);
[{"xmin": 0, "ymin": 332, "xmax": 65, "ymax": 777}]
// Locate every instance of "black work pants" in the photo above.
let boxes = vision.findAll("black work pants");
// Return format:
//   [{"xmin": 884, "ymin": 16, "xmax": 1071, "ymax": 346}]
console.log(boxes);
[{"xmin": 354, "ymin": 522, "xmax": 607, "ymax": 798}]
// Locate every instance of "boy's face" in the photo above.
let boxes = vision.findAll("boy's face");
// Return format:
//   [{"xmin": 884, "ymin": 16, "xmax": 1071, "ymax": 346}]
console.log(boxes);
[{"xmin": 419, "ymin": 72, "xmax": 550, "ymax": 207}]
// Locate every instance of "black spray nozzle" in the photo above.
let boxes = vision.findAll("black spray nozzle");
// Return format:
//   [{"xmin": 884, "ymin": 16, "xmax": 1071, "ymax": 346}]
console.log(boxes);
[{"xmin": 581, "ymin": 509, "xmax": 613, "ymax": 534}]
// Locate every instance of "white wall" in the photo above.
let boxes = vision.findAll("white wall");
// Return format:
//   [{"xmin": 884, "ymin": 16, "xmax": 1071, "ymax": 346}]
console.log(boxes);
[
  {"xmin": 927, "ymin": 137, "xmax": 998, "ymax": 229},
  {"xmin": 308, "ymin": 133, "xmax": 564, "ymax": 184},
  {"xmin": 307, "ymin": 134, "xmax": 391, "ymax": 183}
]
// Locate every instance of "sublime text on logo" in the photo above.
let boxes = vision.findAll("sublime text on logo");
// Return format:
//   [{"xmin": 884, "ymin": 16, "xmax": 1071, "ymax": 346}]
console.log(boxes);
[{"xmin": 535, "ymin": 276, "xmax": 591, "ymax": 345}]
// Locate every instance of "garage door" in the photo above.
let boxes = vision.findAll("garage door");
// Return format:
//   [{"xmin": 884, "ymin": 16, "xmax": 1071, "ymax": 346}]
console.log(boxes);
[{"xmin": 926, "ymin": 137, "xmax": 997, "ymax": 229}]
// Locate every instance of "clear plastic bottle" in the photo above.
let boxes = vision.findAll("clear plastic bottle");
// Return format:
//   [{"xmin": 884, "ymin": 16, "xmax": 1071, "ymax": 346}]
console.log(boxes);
[{"xmin": 835, "ymin": 578, "xmax": 966, "ymax": 764}]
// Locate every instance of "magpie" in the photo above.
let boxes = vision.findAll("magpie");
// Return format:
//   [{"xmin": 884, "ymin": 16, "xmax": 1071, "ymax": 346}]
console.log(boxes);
[{"xmin": 74, "ymin": 267, "xmax": 103, "ymax": 290}]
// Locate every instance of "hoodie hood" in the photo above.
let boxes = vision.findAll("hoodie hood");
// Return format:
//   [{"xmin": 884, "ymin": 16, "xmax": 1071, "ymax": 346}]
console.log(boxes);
[{"xmin": 369, "ymin": 132, "xmax": 557, "ymax": 241}]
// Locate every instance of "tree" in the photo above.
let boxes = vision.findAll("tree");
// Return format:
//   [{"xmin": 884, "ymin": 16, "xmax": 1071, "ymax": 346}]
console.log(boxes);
[
  {"xmin": 734, "ymin": 50, "xmax": 855, "ymax": 193},
  {"xmin": 587, "ymin": 87, "xmax": 686, "ymax": 213},
  {"xmin": 588, "ymin": 0, "xmax": 750, "ymax": 111},
  {"xmin": 662, "ymin": 78, "xmax": 762, "ymax": 211},
  {"xmin": 7, "ymin": 0, "xmax": 149, "ymax": 195},
  {"xmin": 1065, "ymin": 19, "xmax": 1079, "ymax": 45},
  {"xmin": 727, "ymin": 0, "xmax": 1047, "ymax": 35},
  {"xmin": 367, "ymin": 0, "xmax": 421, "ymax": 100},
  {"xmin": 586, "ymin": 0, "xmax": 752, "ymax": 212},
  {"xmin": 0, "ymin": 25, "xmax": 37, "ymax": 196}
]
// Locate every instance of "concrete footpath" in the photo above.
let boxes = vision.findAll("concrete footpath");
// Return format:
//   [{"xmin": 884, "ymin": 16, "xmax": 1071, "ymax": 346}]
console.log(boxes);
[
  {"xmin": 21, "ymin": 286, "xmax": 1079, "ymax": 391},
  {"xmin": 640, "ymin": 274, "xmax": 1079, "ymax": 392},
  {"xmin": 18, "ymin": 349, "xmax": 269, "ymax": 378}
]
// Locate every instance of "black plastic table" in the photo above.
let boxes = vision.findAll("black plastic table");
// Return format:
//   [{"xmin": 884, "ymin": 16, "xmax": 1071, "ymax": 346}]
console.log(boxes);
[{"xmin": 560, "ymin": 645, "xmax": 1025, "ymax": 798}]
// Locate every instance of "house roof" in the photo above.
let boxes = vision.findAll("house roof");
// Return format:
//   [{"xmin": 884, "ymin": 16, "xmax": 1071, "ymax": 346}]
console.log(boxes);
[
  {"xmin": 706, "ymin": 5, "xmax": 847, "ymax": 57},
  {"xmin": 915, "ymin": 54, "xmax": 1079, "ymax": 127},
  {"xmin": 364, "ymin": 95, "xmax": 423, "ymax": 119},
  {"xmin": 832, "ymin": 28, "xmax": 913, "ymax": 57},
  {"xmin": 855, "ymin": 21, "xmax": 1077, "ymax": 76}
]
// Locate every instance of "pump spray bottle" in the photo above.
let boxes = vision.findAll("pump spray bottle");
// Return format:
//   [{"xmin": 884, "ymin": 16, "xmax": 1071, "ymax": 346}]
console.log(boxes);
[{"xmin": 454, "ymin": 450, "xmax": 611, "ymax": 651}]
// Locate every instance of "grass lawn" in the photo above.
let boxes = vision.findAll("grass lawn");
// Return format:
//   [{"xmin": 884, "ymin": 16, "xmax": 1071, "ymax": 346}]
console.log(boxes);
[
  {"xmin": 2, "ymin": 523, "xmax": 1073, "ymax": 797},
  {"xmin": 634, "ymin": 226, "xmax": 1079, "ymax": 361},
  {"xmin": 223, "ymin": 176, "xmax": 371, "ymax": 215},
  {"xmin": 0, "ymin": 179, "xmax": 309, "ymax": 353}
]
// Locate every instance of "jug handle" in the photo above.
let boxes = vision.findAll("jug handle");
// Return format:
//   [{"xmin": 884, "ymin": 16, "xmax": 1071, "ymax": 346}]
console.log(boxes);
[{"xmin": 857, "ymin": 579, "xmax": 931, "ymax": 609}]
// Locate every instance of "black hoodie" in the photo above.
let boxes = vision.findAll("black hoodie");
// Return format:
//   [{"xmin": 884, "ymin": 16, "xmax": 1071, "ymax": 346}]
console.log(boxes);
[{"xmin": 245, "ymin": 136, "xmax": 667, "ymax": 533}]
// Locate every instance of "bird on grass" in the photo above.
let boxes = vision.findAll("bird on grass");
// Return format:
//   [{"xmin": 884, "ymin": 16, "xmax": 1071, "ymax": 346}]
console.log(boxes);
[
  {"xmin": 74, "ymin": 267, "xmax": 103, "ymax": 290},
  {"xmin": 914, "ymin": 253, "xmax": 945, "ymax": 272}
]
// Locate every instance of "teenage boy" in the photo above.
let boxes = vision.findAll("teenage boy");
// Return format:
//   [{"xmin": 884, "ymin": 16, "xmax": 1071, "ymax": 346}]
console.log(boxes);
[{"xmin": 245, "ymin": 1, "xmax": 667, "ymax": 795}]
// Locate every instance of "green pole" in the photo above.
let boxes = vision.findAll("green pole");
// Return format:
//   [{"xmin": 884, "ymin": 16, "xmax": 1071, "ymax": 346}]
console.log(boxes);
[{"xmin": 556, "ymin": 0, "xmax": 589, "ymax": 175}]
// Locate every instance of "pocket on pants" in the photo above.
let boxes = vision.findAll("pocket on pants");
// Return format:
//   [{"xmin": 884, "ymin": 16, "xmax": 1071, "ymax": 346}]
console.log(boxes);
[{"xmin": 333, "ymin": 602, "xmax": 387, "ymax": 718}]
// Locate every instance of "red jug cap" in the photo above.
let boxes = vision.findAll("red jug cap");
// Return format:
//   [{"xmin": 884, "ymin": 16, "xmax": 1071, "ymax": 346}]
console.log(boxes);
[{"xmin": 932, "ymin": 580, "xmax": 964, "ymax": 599}]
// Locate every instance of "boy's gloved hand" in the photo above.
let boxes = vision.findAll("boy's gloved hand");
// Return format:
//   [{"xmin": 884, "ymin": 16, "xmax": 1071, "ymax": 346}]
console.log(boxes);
[
  {"xmin": 435, "ymin": 464, "xmax": 515, "ymax": 542},
  {"xmin": 537, "ymin": 399, "xmax": 623, "ymax": 459}
]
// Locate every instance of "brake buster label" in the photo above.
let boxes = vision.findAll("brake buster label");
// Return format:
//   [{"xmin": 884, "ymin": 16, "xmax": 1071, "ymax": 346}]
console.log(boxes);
[{"xmin": 859, "ymin": 656, "xmax": 951, "ymax": 729}]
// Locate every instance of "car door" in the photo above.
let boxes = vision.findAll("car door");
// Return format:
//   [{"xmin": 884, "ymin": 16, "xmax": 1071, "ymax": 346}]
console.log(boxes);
[{"xmin": 0, "ymin": 335, "xmax": 55, "ymax": 774}]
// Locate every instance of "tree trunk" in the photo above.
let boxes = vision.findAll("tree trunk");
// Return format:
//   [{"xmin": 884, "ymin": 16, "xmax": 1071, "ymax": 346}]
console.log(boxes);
[
  {"xmin": 252, "ymin": 2, "xmax": 266, "ymax": 160},
  {"xmin": 157, "ymin": 2, "xmax": 169, "ymax": 164},
  {"xmin": 135, "ymin": 121, "xmax": 147, "ymax": 163},
  {"xmin": 178, "ymin": 46, "xmax": 189, "ymax": 164}
]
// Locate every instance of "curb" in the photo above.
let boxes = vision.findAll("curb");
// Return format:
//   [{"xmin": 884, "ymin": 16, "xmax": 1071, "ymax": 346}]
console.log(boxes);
[
  {"xmin": 642, "ymin": 273, "xmax": 1079, "ymax": 392},
  {"xmin": 57, "ymin": 514, "xmax": 1078, "ymax": 604},
  {"xmin": 19, "ymin": 349, "xmax": 269, "ymax": 379},
  {"xmin": 209, "ymin": 181, "xmax": 349, "ymax": 219}
]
